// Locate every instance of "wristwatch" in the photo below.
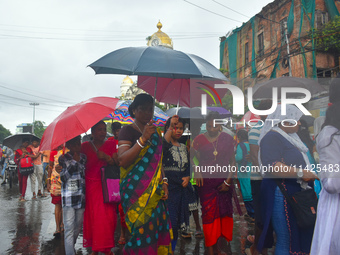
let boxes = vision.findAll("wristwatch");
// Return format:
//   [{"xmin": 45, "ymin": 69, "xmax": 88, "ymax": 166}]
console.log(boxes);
[{"xmin": 297, "ymin": 168, "xmax": 304, "ymax": 178}]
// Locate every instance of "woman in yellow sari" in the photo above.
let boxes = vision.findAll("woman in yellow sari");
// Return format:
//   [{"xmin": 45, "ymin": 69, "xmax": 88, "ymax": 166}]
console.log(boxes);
[{"xmin": 118, "ymin": 94, "xmax": 173, "ymax": 255}]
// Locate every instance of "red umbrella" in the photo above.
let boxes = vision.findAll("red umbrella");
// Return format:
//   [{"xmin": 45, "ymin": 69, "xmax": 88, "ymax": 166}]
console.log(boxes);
[
  {"xmin": 236, "ymin": 111, "xmax": 261, "ymax": 130},
  {"xmin": 40, "ymin": 97, "xmax": 119, "ymax": 151}
]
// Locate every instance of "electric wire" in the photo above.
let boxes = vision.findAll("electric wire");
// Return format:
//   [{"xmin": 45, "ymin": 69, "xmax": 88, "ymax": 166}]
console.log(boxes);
[
  {"xmin": 211, "ymin": 0, "xmax": 251, "ymax": 18},
  {"xmin": 183, "ymin": 0, "xmax": 243, "ymax": 23}
]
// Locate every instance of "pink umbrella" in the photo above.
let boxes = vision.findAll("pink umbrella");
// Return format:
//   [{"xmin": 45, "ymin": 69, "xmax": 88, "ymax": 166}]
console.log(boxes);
[
  {"xmin": 137, "ymin": 76, "xmax": 229, "ymax": 107},
  {"xmin": 236, "ymin": 111, "xmax": 261, "ymax": 130},
  {"xmin": 40, "ymin": 97, "xmax": 119, "ymax": 150}
]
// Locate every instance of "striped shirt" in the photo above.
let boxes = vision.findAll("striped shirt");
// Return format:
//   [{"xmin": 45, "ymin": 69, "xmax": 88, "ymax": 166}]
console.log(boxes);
[
  {"xmin": 59, "ymin": 152, "xmax": 86, "ymax": 209},
  {"xmin": 248, "ymin": 121, "xmax": 263, "ymax": 145}
]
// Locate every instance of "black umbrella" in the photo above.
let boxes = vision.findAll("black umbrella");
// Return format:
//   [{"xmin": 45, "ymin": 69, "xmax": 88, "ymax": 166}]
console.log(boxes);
[
  {"xmin": 3, "ymin": 133, "xmax": 40, "ymax": 150},
  {"xmin": 166, "ymin": 107, "xmax": 209, "ymax": 119}
]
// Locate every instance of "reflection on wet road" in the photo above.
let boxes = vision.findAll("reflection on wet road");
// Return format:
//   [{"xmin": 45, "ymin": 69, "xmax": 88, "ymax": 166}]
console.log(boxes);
[{"xmin": 0, "ymin": 181, "xmax": 274, "ymax": 254}]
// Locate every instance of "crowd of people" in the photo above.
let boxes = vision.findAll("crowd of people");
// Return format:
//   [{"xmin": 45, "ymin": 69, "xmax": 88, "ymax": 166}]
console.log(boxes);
[{"xmin": 1, "ymin": 80, "xmax": 340, "ymax": 255}]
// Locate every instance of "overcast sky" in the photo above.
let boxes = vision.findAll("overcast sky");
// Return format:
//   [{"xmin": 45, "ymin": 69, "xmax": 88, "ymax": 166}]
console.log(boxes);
[{"xmin": 0, "ymin": 0, "xmax": 273, "ymax": 134}]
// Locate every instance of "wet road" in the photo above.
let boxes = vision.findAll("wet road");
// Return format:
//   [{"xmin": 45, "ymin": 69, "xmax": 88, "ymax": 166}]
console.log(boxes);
[{"xmin": 0, "ymin": 180, "xmax": 274, "ymax": 255}]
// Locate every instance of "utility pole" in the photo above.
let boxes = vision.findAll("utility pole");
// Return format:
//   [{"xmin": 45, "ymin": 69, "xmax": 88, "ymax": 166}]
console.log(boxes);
[
  {"xmin": 29, "ymin": 102, "xmax": 39, "ymax": 135},
  {"xmin": 284, "ymin": 21, "xmax": 292, "ymax": 77}
]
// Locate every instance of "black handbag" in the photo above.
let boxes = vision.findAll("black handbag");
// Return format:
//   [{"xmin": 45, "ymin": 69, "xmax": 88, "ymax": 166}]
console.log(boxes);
[{"xmin": 276, "ymin": 180, "xmax": 318, "ymax": 229}]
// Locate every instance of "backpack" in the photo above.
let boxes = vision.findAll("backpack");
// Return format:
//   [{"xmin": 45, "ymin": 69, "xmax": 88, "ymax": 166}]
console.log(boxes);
[{"xmin": 17, "ymin": 150, "xmax": 34, "ymax": 176}]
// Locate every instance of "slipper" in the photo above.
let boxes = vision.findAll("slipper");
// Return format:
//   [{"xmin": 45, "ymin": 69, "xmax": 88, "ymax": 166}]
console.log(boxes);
[
  {"xmin": 118, "ymin": 237, "xmax": 126, "ymax": 245},
  {"xmin": 181, "ymin": 231, "xmax": 192, "ymax": 238},
  {"xmin": 194, "ymin": 230, "xmax": 204, "ymax": 238},
  {"xmin": 19, "ymin": 198, "xmax": 26, "ymax": 202},
  {"xmin": 32, "ymin": 195, "xmax": 37, "ymax": 200}
]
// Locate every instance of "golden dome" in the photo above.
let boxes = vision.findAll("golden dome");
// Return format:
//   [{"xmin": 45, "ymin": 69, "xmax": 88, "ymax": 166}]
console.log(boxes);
[
  {"xmin": 157, "ymin": 21, "xmax": 162, "ymax": 30},
  {"xmin": 148, "ymin": 20, "xmax": 173, "ymax": 49},
  {"xmin": 122, "ymin": 75, "xmax": 133, "ymax": 85}
]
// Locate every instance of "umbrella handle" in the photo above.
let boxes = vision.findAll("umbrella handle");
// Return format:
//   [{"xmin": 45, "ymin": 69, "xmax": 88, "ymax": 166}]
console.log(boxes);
[{"xmin": 153, "ymin": 76, "xmax": 158, "ymax": 120}]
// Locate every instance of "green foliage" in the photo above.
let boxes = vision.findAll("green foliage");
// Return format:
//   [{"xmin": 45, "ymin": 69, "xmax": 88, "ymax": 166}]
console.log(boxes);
[
  {"xmin": 219, "ymin": 68, "xmax": 229, "ymax": 76},
  {"xmin": 311, "ymin": 15, "xmax": 340, "ymax": 53},
  {"xmin": 33, "ymin": 121, "xmax": 46, "ymax": 138},
  {"xmin": 0, "ymin": 124, "xmax": 11, "ymax": 143},
  {"xmin": 155, "ymin": 102, "xmax": 166, "ymax": 112}
]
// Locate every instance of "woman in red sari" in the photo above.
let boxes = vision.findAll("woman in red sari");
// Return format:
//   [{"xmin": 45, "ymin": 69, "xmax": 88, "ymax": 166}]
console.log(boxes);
[
  {"xmin": 192, "ymin": 112, "xmax": 241, "ymax": 255},
  {"xmin": 81, "ymin": 121, "xmax": 119, "ymax": 255}
]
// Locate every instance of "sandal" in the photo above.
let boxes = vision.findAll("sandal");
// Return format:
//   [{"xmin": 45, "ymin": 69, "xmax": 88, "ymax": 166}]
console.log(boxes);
[
  {"xmin": 118, "ymin": 237, "xmax": 126, "ymax": 245},
  {"xmin": 181, "ymin": 231, "xmax": 192, "ymax": 238},
  {"xmin": 194, "ymin": 230, "xmax": 204, "ymax": 238}
]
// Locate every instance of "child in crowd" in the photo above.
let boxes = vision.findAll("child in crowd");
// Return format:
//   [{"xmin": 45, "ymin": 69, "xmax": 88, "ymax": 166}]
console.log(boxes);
[{"xmin": 58, "ymin": 136, "xmax": 86, "ymax": 255}]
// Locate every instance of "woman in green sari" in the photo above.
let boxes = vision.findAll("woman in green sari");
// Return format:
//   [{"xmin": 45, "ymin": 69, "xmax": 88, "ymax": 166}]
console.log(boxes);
[{"xmin": 118, "ymin": 94, "xmax": 173, "ymax": 255}]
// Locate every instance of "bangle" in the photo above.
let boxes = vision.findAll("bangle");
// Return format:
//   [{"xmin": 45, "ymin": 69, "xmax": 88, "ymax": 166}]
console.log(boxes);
[
  {"xmin": 136, "ymin": 139, "xmax": 145, "ymax": 148},
  {"xmin": 162, "ymin": 182, "xmax": 168, "ymax": 186},
  {"xmin": 139, "ymin": 137, "xmax": 146, "ymax": 146},
  {"xmin": 224, "ymin": 180, "xmax": 231, "ymax": 187},
  {"xmin": 162, "ymin": 177, "xmax": 168, "ymax": 183}
]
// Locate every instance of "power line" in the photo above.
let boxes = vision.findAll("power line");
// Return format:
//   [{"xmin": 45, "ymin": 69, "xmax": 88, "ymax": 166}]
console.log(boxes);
[
  {"xmin": 0, "ymin": 23, "xmax": 223, "ymax": 35},
  {"xmin": 211, "ymin": 0, "xmax": 251, "ymax": 18},
  {"xmin": 0, "ymin": 93, "xmax": 69, "ymax": 108},
  {"xmin": 0, "ymin": 83, "xmax": 76, "ymax": 105},
  {"xmin": 232, "ymin": 38, "xmax": 340, "ymax": 86},
  {"xmin": 183, "ymin": 0, "xmax": 243, "ymax": 23},
  {"xmin": 0, "ymin": 99, "xmax": 63, "ymax": 112},
  {"xmin": 0, "ymin": 33, "xmax": 222, "ymax": 41}
]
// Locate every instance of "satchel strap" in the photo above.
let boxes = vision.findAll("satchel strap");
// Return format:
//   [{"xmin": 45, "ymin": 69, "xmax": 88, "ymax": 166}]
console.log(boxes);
[{"xmin": 275, "ymin": 179, "xmax": 295, "ymax": 205}]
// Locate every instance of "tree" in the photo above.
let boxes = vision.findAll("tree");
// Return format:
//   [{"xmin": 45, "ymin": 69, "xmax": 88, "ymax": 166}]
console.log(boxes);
[
  {"xmin": 311, "ymin": 16, "xmax": 340, "ymax": 54},
  {"xmin": 32, "ymin": 121, "xmax": 46, "ymax": 138},
  {"xmin": 0, "ymin": 124, "xmax": 11, "ymax": 143}
]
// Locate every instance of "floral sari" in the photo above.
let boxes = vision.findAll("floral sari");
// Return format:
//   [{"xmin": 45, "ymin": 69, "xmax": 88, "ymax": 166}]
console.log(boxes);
[{"xmin": 120, "ymin": 129, "xmax": 173, "ymax": 255}]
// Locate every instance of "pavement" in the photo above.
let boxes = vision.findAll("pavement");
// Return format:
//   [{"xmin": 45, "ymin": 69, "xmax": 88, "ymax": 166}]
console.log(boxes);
[{"xmin": 0, "ymin": 178, "xmax": 274, "ymax": 255}]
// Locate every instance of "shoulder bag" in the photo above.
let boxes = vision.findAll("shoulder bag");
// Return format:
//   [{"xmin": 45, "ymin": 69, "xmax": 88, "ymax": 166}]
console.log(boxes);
[{"xmin": 276, "ymin": 180, "xmax": 318, "ymax": 228}]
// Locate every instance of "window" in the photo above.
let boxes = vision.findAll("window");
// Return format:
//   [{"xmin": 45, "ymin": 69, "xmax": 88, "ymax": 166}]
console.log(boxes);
[
  {"xmin": 245, "ymin": 42, "xmax": 249, "ymax": 64},
  {"xmin": 258, "ymin": 33, "xmax": 264, "ymax": 57},
  {"xmin": 316, "ymin": 11, "xmax": 329, "ymax": 29},
  {"xmin": 317, "ymin": 68, "xmax": 332, "ymax": 85}
]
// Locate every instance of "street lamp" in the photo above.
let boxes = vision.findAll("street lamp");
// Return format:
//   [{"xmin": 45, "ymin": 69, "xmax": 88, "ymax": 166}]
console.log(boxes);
[
  {"xmin": 29, "ymin": 102, "xmax": 39, "ymax": 135},
  {"xmin": 256, "ymin": 14, "xmax": 292, "ymax": 76}
]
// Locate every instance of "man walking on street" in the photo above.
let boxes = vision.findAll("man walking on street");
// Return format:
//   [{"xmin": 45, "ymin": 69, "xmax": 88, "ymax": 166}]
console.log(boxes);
[{"xmin": 29, "ymin": 138, "xmax": 45, "ymax": 198}]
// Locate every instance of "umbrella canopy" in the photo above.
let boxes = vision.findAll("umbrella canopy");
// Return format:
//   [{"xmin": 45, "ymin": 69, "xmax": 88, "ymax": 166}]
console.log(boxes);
[
  {"xmin": 165, "ymin": 107, "xmax": 207, "ymax": 119},
  {"xmin": 137, "ymin": 77, "xmax": 228, "ymax": 107},
  {"xmin": 3, "ymin": 133, "xmax": 40, "ymax": 150},
  {"xmin": 107, "ymin": 100, "xmax": 168, "ymax": 126},
  {"xmin": 252, "ymin": 77, "xmax": 326, "ymax": 100},
  {"xmin": 40, "ymin": 97, "xmax": 119, "ymax": 151},
  {"xmin": 89, "ymin": 46, "xmax": 228, "ymax": 80},
  {"xmin": 207, "ymin": 107, "xmax": 232, "ymax": 118},
  {"xmin": 89, "ymin": 46, "xmax": 228, "ymax": 109}
]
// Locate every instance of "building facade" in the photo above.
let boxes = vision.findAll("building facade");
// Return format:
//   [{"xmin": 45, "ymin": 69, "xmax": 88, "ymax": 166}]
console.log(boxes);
[{"xmin": 220, "ymin": 0, "xmax": 340, "ymax": 91}]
